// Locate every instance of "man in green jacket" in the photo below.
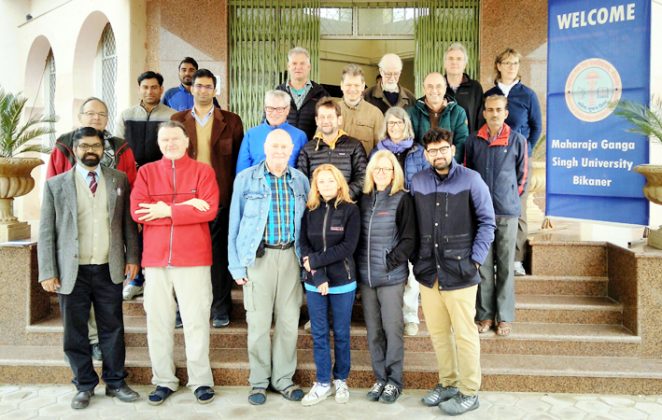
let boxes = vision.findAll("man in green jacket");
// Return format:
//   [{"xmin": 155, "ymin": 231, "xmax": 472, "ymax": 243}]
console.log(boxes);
[{"xmin": 407, "ymin": 72, "xmax": 469, "ymax": 162}]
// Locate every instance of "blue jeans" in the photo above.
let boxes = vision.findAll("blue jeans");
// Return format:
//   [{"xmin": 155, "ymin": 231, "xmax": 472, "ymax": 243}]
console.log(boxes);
[{"xmin": 306, "ymin": 289, "xmax": 355, "ymax": 384}]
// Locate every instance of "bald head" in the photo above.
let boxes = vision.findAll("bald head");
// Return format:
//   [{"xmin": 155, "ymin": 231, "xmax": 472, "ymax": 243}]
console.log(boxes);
[
  {"xmin": 423, "ymin": 72, "xmax": 447, "ymax": 110},
  {"xmin": 264, "ymin": 129, "xmax": 294, "ymax": 174}
]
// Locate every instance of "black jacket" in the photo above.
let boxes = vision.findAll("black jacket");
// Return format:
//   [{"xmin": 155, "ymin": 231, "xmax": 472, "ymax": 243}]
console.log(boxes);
[
  {"xmin": 297, "ymin": 133, "xmax": 368, "ymax": 200},
  {"xmin": 445, "ymin": 73, "xmax": 484, "ymax": 134},
  {"xmin": 357, "ymin": 189, "xmax": 416, "ymax": 287},
  {"xmin": 300, "ymin": 200, "xmax": 361, "ymax": 288},
  {"xmin": 276, "ymin": 80, "xmax": 329, "ymax": 140}
]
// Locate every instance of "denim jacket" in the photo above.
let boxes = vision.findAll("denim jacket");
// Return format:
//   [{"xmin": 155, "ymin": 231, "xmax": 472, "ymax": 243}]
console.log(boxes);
[{"xmin": 228, "ymin": 161, "xmax": 310, "ymax": 279}]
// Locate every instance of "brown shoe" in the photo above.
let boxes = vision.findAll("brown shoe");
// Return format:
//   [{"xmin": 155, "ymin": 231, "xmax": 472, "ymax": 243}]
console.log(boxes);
[{"xmin": 476, "ymin": 319, "xmax": 493, "ymax": 333}]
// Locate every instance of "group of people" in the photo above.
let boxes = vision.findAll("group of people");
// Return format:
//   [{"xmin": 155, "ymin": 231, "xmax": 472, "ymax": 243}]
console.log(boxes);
[{"xmin": 37, "ymin": 42, "xmax": 541, "ymax": 417}]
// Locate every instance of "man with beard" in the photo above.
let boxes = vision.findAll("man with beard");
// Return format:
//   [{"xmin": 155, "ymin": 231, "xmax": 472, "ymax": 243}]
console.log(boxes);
[
  {"xmin": 364, "ymin": 53, "xmax": 416, "ymax": 114},
  {"xmin": 297, "ymin": 97, "xmax": 367, "ymax": 200},
  {"xmin": 162, "ymin": 57, "xmax": 219, "ymax": 111},
  {"xmin": 46, "ymin": 97, "xmax": 138, "ymax": 361},
  {"xmin": 410, "ymin": 128, "xmax": 495, "ymax": 416},
  {"xmin": 38, "ymin": 127, "xmax": 140, "ymax": 409}
]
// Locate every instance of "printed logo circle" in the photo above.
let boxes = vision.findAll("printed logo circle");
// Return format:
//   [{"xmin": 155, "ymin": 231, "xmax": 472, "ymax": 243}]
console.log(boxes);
[{"xmin": 565, "ymin": 58, "xmax": 622, "ymax": 122}]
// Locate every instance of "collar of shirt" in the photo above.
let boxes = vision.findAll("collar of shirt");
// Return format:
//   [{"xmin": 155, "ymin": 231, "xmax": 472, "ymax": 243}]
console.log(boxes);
[
  {"xmin": 191, "ymin": 105, "xmax": 214, "ymax": 126},
  {"xmin": 497, "ymin": 80, "xmax": 520, "ymax": 97},
  {"xmin": 313, "ymin": 129, "xmax": 348, "ymax": 150},
  {"xmin": 264, "ymin": 162, "xmax": 291, "ymax": 180},
  {"xmin": 76, "ymin": 164, "xmax": 102, "ymax": 187},
  {"xmin": 288, "ymin": 80, "xmax": 312, "ymax": 95}
]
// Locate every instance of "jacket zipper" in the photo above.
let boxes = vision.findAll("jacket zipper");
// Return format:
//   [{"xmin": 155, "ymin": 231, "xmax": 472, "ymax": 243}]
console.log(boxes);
[
  {"xmin": 322, "ymin": 203, "xmax": 330, "ymax": 252},
  {"xmin": 167, "ymin": 159, "xmax": 176, "ymax": 267},
  {"xmin": 366, "ymin": 194, "xmax": 377, "ymax": 287}
]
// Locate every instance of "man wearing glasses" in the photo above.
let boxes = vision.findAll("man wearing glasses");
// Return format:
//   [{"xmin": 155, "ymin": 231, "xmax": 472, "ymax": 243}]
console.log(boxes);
[
  {"xmin": 39, "ymin": 127, "xmax": 140, "ymax": 409},
  {"xmin": 236, "ymin": 90, "xmax": 307, "ymax": 174},
  {"xmin": 46, "ymin": 97, "xmax": 138, "ymax": 362},
  {"xmin": 172, "ymin": 69, "xmax": 244, "ymax": 329},
  {"xmin": 364, "ymin": 53, "xmax": 416, "ymax": 114},
  {"xmin": 410, "ymin": 128, "xmax": 495, "ymax": 416}
]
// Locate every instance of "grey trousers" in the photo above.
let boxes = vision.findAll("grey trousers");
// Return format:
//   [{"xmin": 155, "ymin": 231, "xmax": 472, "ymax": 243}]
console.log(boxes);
[
  {"xmin": 245, "ymin": 247, "xmax": 302, "ymax": 390},
  {"xmin": 360, "ymin": 282, "xmax": 405, "ymax": 390},
  {"xmin": 477, "ymin": 216, "xmax": 518, "ymax": 322}
]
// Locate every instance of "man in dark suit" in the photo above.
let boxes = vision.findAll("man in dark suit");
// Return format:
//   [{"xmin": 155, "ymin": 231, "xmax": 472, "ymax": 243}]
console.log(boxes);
[
  {"xmin": 38, "ymin": 127, "xmax": 140, "ymax": 409},
  {"xmin": 171, "ymin": 69, "xmax": 244, "ymax": 328}
]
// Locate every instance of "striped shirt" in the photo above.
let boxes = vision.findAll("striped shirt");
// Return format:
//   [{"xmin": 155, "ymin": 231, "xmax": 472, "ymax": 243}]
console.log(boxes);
[{"xmin": 263, "ymin": 166, "xmax": 295, "ymax": 245}]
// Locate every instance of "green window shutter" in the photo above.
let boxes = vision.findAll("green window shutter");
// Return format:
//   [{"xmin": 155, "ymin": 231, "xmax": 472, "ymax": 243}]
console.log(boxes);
[{"xmin": 230, "ymin": 0, "xmax": 321, "ymax": 128}]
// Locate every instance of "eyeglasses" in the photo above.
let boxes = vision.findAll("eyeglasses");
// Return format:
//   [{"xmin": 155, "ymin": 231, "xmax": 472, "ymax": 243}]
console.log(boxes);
[
  {"xmin": 77, "ymin": 144, "xmax": 104, "ymax": 151},
  {"xmin": 265, "ymin": 106, "xmax": 289, "ymax": 113},
  {"xmin": 193, "ymin": 84, "xmax": 215, "ymax": 91},
  {"xmin": 375, "ymin": 167, "xmax": 394, "ymax": 174},
  {"xmin": 500, "ymin": 61, "xmax": 520, "ymax": 67},
  {"xmin": 426, "ymin": 146, "xmax": 452, "ymax": 156},
  {"xmin": 387, "ymin": 120, "xmax": 404, "ymax": 127},
  {"xmin": 80, "ymin": 111, "xmax": 108, "ymax": 118}
]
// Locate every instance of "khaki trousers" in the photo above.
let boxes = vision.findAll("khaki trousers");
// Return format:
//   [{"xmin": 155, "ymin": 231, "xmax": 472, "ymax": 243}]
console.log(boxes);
[
  {"xmin": 144, "ymin": 266, "xmax": 213, "ymax": 391},
  {"xmin": 420, "ymin": 282, "xmax": 481, "ymax": 396},
  {"xmin": 245, "ymin": 248, "xmax": 302, "ymax": 390}
]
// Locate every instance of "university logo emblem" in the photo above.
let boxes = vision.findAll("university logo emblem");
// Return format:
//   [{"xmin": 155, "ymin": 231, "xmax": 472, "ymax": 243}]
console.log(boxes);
[{"xmin": 565, "ymin": 58, "xmax": 622, "ymax": 122}]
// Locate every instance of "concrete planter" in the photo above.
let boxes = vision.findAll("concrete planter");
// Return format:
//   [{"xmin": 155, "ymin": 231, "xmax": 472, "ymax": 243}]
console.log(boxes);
[
  {"xmin": 634, "ymin": 164, "xmax": 662, "ymax": 249},
  {"xmin": 0, "ymin": 157, "xmax": 43, "ymax": 241}
]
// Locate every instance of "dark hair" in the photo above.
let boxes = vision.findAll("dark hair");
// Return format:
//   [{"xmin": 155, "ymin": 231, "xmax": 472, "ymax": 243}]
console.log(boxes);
[
  {"xmin": 158, "ymin": 120, "xmax": 188, "ymax": 137},
  {"xmin": 179, "ymin": 57, "xmax": 199, "ymax": 70},
  {"xmin": 137, "ymin": 71, "xmax": 164, "ymax": 86},
  {"xmin": 421, "ymin": 128, "xmax": 453, "ymax": 149},
  {"xmin": 315, "ymin": 96, "xmax": 341, "ymax": 117},
  {"xmin": 193, "ymin": 69, "xmax": 216, "ymax": 88},
  {"xmin": 72, "ymin": 127, "xmax": 104, "ymax": 146}
]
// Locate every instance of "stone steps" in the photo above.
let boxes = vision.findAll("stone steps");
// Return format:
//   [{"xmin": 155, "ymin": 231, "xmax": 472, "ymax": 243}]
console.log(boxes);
[{"xmin": 2, "ymin": 345, "xmax": 661, "ymax": 394}]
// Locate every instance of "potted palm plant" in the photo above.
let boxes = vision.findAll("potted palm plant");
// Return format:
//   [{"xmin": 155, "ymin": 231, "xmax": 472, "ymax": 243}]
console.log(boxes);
[
  {"xmin": 615, "ymin": 97, "xmax": 662, "ymax": 249},
  {"xmin": 0, "ymin": 88, "xmax": 55, "ymax": 242}
]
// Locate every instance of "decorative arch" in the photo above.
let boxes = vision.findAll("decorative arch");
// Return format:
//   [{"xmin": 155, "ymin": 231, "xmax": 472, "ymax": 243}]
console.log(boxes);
[
  {"xmin": 72, "ymin": 11, "xmax": 110, "ymax": 115},
  {"xmin": 23, "ymin": 35, "xmax": 56, "ymax": 144}
]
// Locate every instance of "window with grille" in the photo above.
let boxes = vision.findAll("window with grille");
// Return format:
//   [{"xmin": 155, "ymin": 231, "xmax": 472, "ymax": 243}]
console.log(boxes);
[
  {"xmin": 98, "ymin": 23, "xmax": 117, "ymax": 133},
  {"xmin": 44, "ymin": 49, "xmax": 56, "ymax": 145}
]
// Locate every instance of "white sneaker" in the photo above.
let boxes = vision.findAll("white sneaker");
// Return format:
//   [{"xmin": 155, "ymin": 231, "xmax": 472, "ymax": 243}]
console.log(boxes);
[
  {"xmin": 301, "ymin": 382, "xmax": 332, "ymax": 406},
  {"xmin": 513, "ymin": 261, "xmax": 527, "ymax": 276},
  {"xmin": 304, "ymin": 320, "xmax": 312, "ymax": 333},
  {"xmin": 122, "ymin": 284, "xmax": 144, "ymax": 300},
  {"xmin": 404, "ymin": 322, "xmax": 419, "ymax": 336},
  {"xmin": 333, "ymin": 379, "xmax": 349, "ymax": 404}
]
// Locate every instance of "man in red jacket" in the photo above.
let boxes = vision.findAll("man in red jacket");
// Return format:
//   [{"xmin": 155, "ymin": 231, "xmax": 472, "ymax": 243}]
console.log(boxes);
[{"xmin": 130, "ymin": 120, "xmax": 219, "ymax": 406}]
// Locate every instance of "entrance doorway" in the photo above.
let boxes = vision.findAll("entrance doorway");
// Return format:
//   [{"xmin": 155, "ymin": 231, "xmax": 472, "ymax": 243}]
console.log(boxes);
[{"xmin": 229, "ymin": 0, "xmax": 479, "ymax": 127}]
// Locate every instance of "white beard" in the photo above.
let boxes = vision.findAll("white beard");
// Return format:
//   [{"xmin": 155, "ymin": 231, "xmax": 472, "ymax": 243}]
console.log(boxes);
[{"xmin": 382, "ymin": 82, "xmax": 399, "ymax": 93}]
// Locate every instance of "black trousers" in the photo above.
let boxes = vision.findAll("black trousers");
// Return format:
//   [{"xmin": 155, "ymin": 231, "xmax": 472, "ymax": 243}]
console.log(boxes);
[
  {"xmin": 58, "ymin": 264, "xmax": 127, "ymax": 391},
  {"xmin": 210, "ymin": 207, "xmax": 233, "ymax": 319}
]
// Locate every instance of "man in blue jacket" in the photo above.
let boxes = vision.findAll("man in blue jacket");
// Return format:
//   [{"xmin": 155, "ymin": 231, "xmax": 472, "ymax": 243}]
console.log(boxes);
[
  {"xmin": 410, "ymin": 127, "xmax": 495, "ymax": 416},
  {"xmin": 236, "ymin": 90, "xmax": 307, "ymax": 174},
  {"xmin": 465, "ymin": 95, "xmax": 528, "ymax": 338},
  {"xmin": 228, "ymin": 129, "xmax": 310, "ymax": 406}
]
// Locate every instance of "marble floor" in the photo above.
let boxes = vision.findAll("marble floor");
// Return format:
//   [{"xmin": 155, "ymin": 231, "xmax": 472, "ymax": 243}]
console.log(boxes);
[{"xmin": 0, "ymin": 384, "xmax": 661, "ymax": 419}]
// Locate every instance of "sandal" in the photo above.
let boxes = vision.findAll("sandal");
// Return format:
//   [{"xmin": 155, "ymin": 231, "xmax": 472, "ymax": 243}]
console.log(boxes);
[
  {"xmin": 476, "ymin": 319, "xmax": 493, "ymax": 334},
  {"xmin": 280, "ymin": 384, "xmax": 304, "ymax": 401},
  {"xmin": 248, "ymin": 387, "xmax": 267, "ymax": 405},
  {"xmin": 194, "ymin": 386, "xmax": 215, "ymax": 404},
  {"xmin": 148, "ymin": 386, "xmax": 174, "ymax": 406},
  {"xmin": 496, "ymin": 321, "xmax": 512, "ymax": 336}
]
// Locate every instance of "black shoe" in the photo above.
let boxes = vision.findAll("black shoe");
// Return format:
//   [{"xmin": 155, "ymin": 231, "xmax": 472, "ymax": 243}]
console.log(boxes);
[
  {"xmin": 175, "ymin": 311, "xmax": 183, "ymax": 329},
  {"xmin": 366, "ymin": 382, "xmax": 385, "ymax": 401},
  {"xmin": 71, "ymin": 390, "xmax": 94, "ymax": 409},
  {"xmin": 194, "ymin": 386, "xmax": 215, "ymax": 404},
  {"xmin": 212, "ymin": 315, "xmax": 230, "ymax": 328},
  {"xmin": 91, "ymin": 343, "xmax": 103, "ymax": 361},
  {"xmin": 105, "ymin": 384, "xmax": 140, "ymax": 402},
  {"xmin": 148, "ymin": 386, "xmax": 175, "ymax": 406},
  {"xmin": 380, "ymin": 384, "xmax": 401, "ymax": 404}
]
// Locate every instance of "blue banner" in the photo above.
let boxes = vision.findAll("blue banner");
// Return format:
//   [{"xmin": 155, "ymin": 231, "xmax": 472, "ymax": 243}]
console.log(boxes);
[{"xmin": 546, "ymin": 0, "xmax": 650, "ymax": 225}]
